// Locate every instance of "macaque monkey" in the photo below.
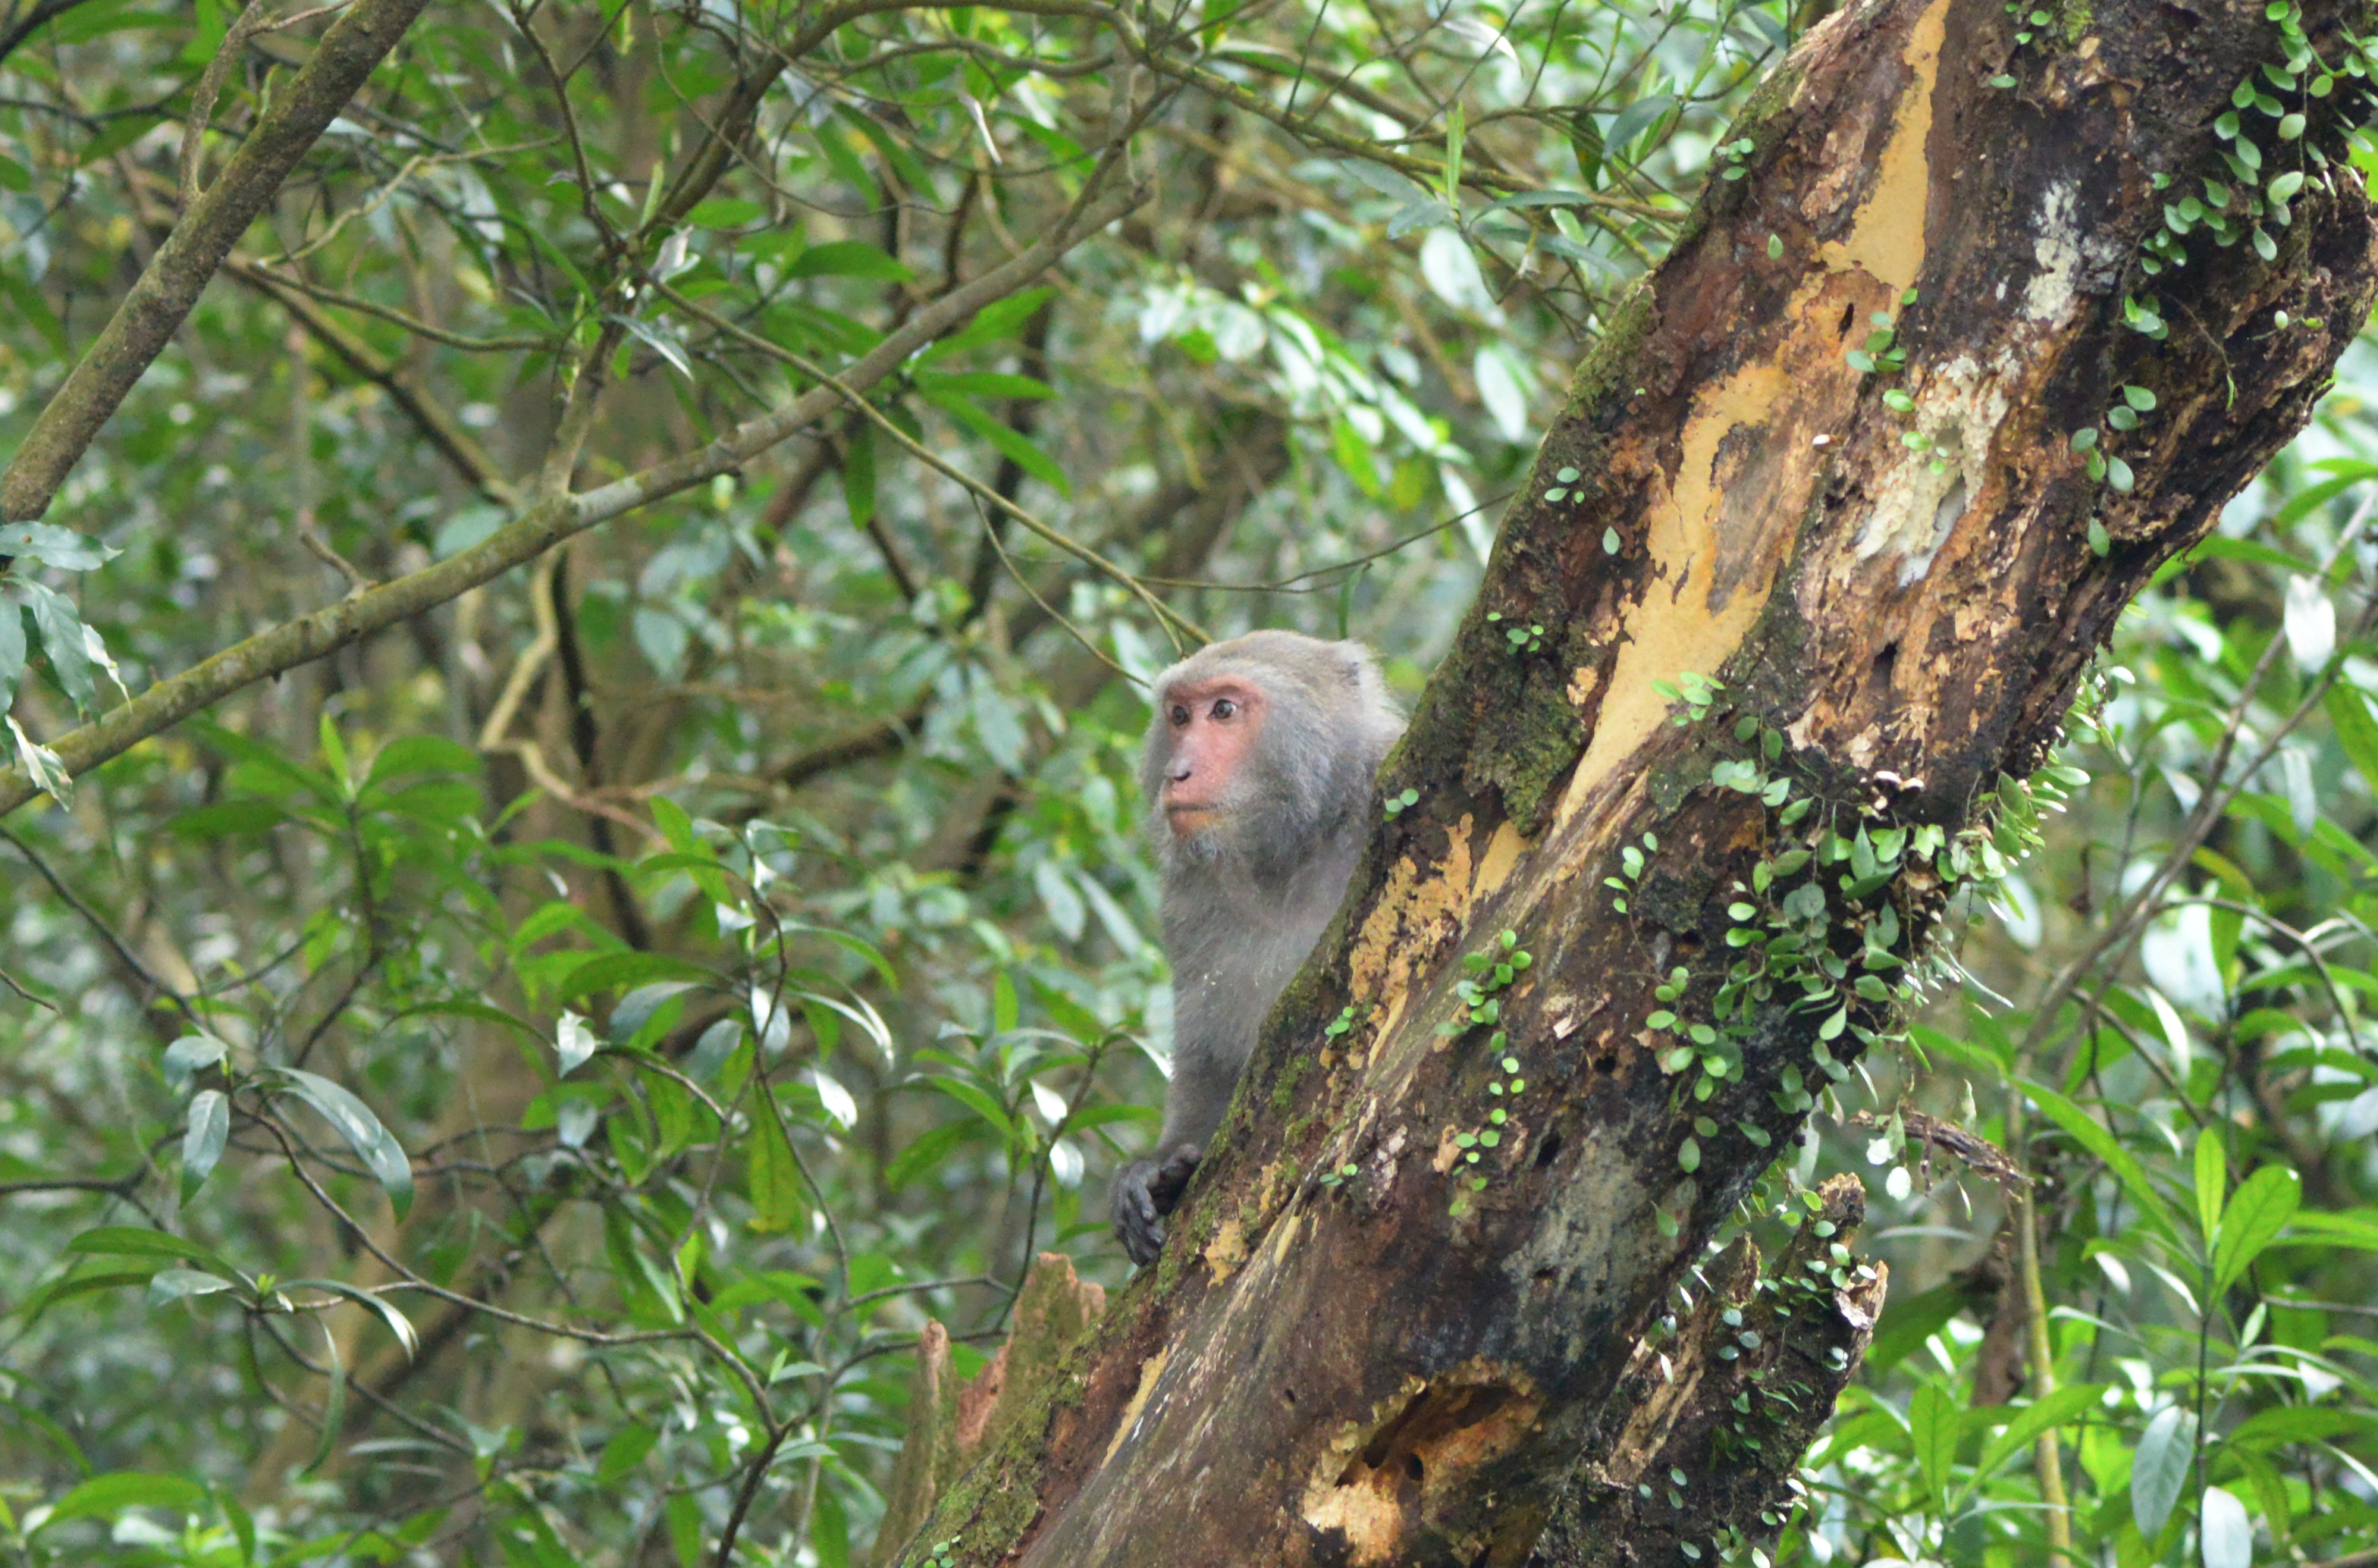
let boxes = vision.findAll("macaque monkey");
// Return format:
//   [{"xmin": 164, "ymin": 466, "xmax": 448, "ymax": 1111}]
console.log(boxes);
[{"xmin": 1109, "ymin": 630, "xmax": 1404, "ymax": 1265}]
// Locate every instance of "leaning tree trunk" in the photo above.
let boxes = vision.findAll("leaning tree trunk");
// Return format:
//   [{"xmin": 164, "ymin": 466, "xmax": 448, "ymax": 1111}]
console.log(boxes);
[{"xmin": 889, "ymin": 0, "xmax": 2378, "ymax": 1561}]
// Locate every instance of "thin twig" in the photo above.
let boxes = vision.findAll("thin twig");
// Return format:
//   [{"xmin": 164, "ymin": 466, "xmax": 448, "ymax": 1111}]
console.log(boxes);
[
  {"xmin": 237, "ymin": 262, "xmax": 551, "ymax": 352},
  {"xmin": 649, "ymin": 275, "xmax": 1203, "ymax": 653},
  {"xmin": 0, "ymin": 823, "xmax": 198, "ymax": 1024}
]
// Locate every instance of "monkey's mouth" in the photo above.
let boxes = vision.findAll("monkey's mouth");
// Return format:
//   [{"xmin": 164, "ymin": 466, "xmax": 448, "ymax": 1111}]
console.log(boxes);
[{"xmin": 1164, "ymin": 803, "xmax": 1221, "ymax": 828}]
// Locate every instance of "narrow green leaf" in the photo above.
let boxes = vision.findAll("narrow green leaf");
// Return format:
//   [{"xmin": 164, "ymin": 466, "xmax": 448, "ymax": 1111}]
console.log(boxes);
[
  {"xmin": 842, "ymin": 419, "xmax": 877, "ymax": 529},
  {"xmin": 65, "ymin": 1225, "xmax": 240, "ymax": 1278},
  {"xmin": 268, "ymin": 1069, "xmax": 414, "ymax": 1221},
  {"xmin": 1972, "ymin": 1383, "xmax": 2108, "ymax": 1483},
  {"xmin": 923, "ymin": 388, "xmax": 1071, "ymax": 495},
  {"xmin": 0, "ymin": 594, "xmax": 22, "ymax": 707},
  {"xmin": 1865, "ymin": 1280, "xmax": 1969, "ymax": 1372},
  {"xmin": 886, "ymin": 1121, "xmax": 974, "ymax": 1190},
  {"xmin": 557, "ymin": 951, "xmax": 714, "ymax": 1006},
  {"xmin": 36, "ymin": 1472, "xmax": 206, "ymax": 1529},
  {"xmin": 2325, "ymin": 686, "xmax": 2378, "ymax": 791},
  {"xmin": 918, "ymin": 371, "xmax": 1058, "ymax": 402},
  {"xmin": 668, "ymin": 1492, "xmax": 704, "ymax": 1567},
  {"xmin": 601, "ymin": 1205, "xmax": 683, "ymax": 1327},
  {"xmin": 2213, "ymin": 1165, "xmax": 2301, "ymax": 1290},
  {"xmin": 685, "ymin": 197, "xmax": 763, "ymax": 227},
  {"xmin": 284, "ymin": 1278, "xmax": 419, "ymax": 1359},
  {"xmin": 146, "ymin": 1268, "xmax": 236, "ymax": 1305},
  {"xmin": 1911, "ymin": 1383, "xmax": 1957, "ymax": 1507},
  {"xmin": 929, "ymin": 1075, "xmax": 1015, "ymax": 1137},
  {"xmin": 16, "ymin": 580, "xmax": 97, "ymax": 713},
  {"xmin": 181, "ymin": 1090, "xmax": 228, "ymax": 1203},
  {"xmin": 2144, "ymin": 985, "xmax": 2194, "ymax": 1083},
  {"xmin": 0, "ymin": 269, "xmax": 66, "ymax": 356},
  {"xmin": 786, "ymin": 240, "xmax": 914, "ymax": 281},
  {"xmin": 16, "ymin": 1269, "xmax": 155, "ymax": 1322},
  {"xmin": 747, "ymin": 1079, "xmax": 809, "ymax": 1232},
  {"xmin": 303, "ymin": 1322, "xmax": 344, "ymax": 1475},
  {"xmin": 598, "ymin": 1423, "xmax": 659, "ymax": 1485},
  {"xmin": 2024, "ymin": 1081, "xmax": 2176, "ymax": 1234},
  {"xmin": 2132, "ymin": 1404, "xmax": 2198, "ymax": 1536},
  {"xmin": 2194, "ymin": 1127, "xmax": 2226, "ymax": 1244}
]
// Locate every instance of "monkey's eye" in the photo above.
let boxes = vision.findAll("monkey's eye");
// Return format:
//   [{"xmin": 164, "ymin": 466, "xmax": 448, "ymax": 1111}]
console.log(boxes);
[
  {"xmin": 1210, "ymin": 698, "xmax": 1238, "ymax": 720},
  {"xmin": 1169, "ymin": 704, "xmax": 1191, "ymax": 726}
]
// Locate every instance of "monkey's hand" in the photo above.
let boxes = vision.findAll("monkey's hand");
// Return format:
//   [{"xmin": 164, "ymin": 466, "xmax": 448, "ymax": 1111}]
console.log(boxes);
[{"xmin": 1109, "ymin": 1143, "xmax": 1205, "ymax": 1266}]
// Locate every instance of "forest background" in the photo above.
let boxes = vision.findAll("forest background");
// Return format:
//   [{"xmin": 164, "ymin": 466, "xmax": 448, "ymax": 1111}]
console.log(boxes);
[{"xmin": 4, "ymin": 0, "xmax": 2378, "ymax": 1564}]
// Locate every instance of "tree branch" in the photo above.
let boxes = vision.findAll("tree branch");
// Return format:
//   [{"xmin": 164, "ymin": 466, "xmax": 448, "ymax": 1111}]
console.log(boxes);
[
  {"xmin": 0, "ymin": 0, "xmax": 96, "ymax": 70},
  {"xmin": 0, "ymin": 178, "xmax": 1151, "ymax": 816},
  {"xmin": 0, "ymin": 0, "xmax": 435, "ymax": 521}
]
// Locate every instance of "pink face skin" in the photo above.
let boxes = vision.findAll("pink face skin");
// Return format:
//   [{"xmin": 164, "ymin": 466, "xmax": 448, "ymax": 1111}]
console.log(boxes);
[{"xmin": 1156, "ymin": 676, "xmax": 1266, "ymax": 837}]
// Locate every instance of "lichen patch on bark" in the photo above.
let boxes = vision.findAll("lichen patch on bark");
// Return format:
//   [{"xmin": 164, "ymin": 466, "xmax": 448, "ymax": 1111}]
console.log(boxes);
[
  {"xmin": 1101, "ymin": 1346, "xmax": 1172, "ymax": 1466},
  {"xmin": 1347, "ymin": 814, "xmax": 1478, "ymax": 1013},
  {"xmin": 1548, "ymin": 0, "xmax": 1950, "ymax": 841},
  {"xmin": 1269, "ymin": 1207, "xmax": 1306, "ymax": 1267},
  {"xmin": 1202, "ymin": 1215, "xmax": 1251, "ymax": 1282},
  {"xmin": 2023, "ymin": 179, "xmax": 2085, "ymax": 321},
  {"xmin": 1852, "ymin": 352, "xmax": 2012, "ymax": 582},
  {"xmin": 1472, "ymin": 821, "xmax": 1530, "ymax": 908}
]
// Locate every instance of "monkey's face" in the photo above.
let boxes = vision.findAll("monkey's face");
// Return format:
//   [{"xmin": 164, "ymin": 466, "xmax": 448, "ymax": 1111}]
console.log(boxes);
[{"xmin": 1149, "ymin": 676, "xmax": 1267, "ymax": 849}]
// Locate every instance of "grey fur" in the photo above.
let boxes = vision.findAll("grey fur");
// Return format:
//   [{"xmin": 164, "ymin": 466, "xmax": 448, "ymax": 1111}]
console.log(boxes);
[{"xmin": 1110, "ymin": 630, "xmax": 1403, "ymax": 1265}]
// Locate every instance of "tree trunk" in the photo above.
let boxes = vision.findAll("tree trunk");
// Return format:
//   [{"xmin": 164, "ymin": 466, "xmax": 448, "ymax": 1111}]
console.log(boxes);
[{"xmin": 889, "ymin": 0, "xmax": 2378, "ymax": 1561}]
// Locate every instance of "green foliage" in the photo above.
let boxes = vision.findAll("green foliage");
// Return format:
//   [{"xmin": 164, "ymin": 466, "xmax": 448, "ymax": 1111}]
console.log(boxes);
[
  {"xmin": 3, "ymin": 0, "xmax": 2378, "ymax": 1562},
  {"xmin": 1758, "ymin": 406, "xmax": 2378, "ymax": 1566}
]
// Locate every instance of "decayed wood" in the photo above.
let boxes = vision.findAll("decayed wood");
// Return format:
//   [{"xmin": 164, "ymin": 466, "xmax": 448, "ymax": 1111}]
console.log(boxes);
[
  {"xmin": 894, "ymin": 0, "xmax": 2378, "ymax": 1561},
  {"xmin": 871, "ymin": 1255, "xmax": 1107, "ymax": 1567}
]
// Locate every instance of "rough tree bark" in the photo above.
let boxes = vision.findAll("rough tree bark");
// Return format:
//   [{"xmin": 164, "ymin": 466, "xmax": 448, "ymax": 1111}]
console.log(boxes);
[{"xmin": 882, "ymin": 0, "xmax": 2378, "ymax": 1561}]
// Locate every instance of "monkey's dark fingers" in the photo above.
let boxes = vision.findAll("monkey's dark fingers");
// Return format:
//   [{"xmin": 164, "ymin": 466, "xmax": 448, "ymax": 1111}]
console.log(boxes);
[
  {"xmin": 1111, "ymin": 1162, "xmax": 1166, "ymax": 1265},
  {"xmin": 1148, "ymin": 1146, "xmax": 1203, "ymax": 1212},
  {"xmin": 1121, "ymin": 1212, "xmax": 1165, "ymax": 1267},
  {"xmin": 1116, "ymin": 1192, "xmax": 1162, "ymax": 1263}
]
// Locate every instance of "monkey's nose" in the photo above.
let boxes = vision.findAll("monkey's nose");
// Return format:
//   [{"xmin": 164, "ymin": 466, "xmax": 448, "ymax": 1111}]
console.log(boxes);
[{"xmin": 1169, "ymin": 762, "xmax": 1193, "ymax": 782}]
